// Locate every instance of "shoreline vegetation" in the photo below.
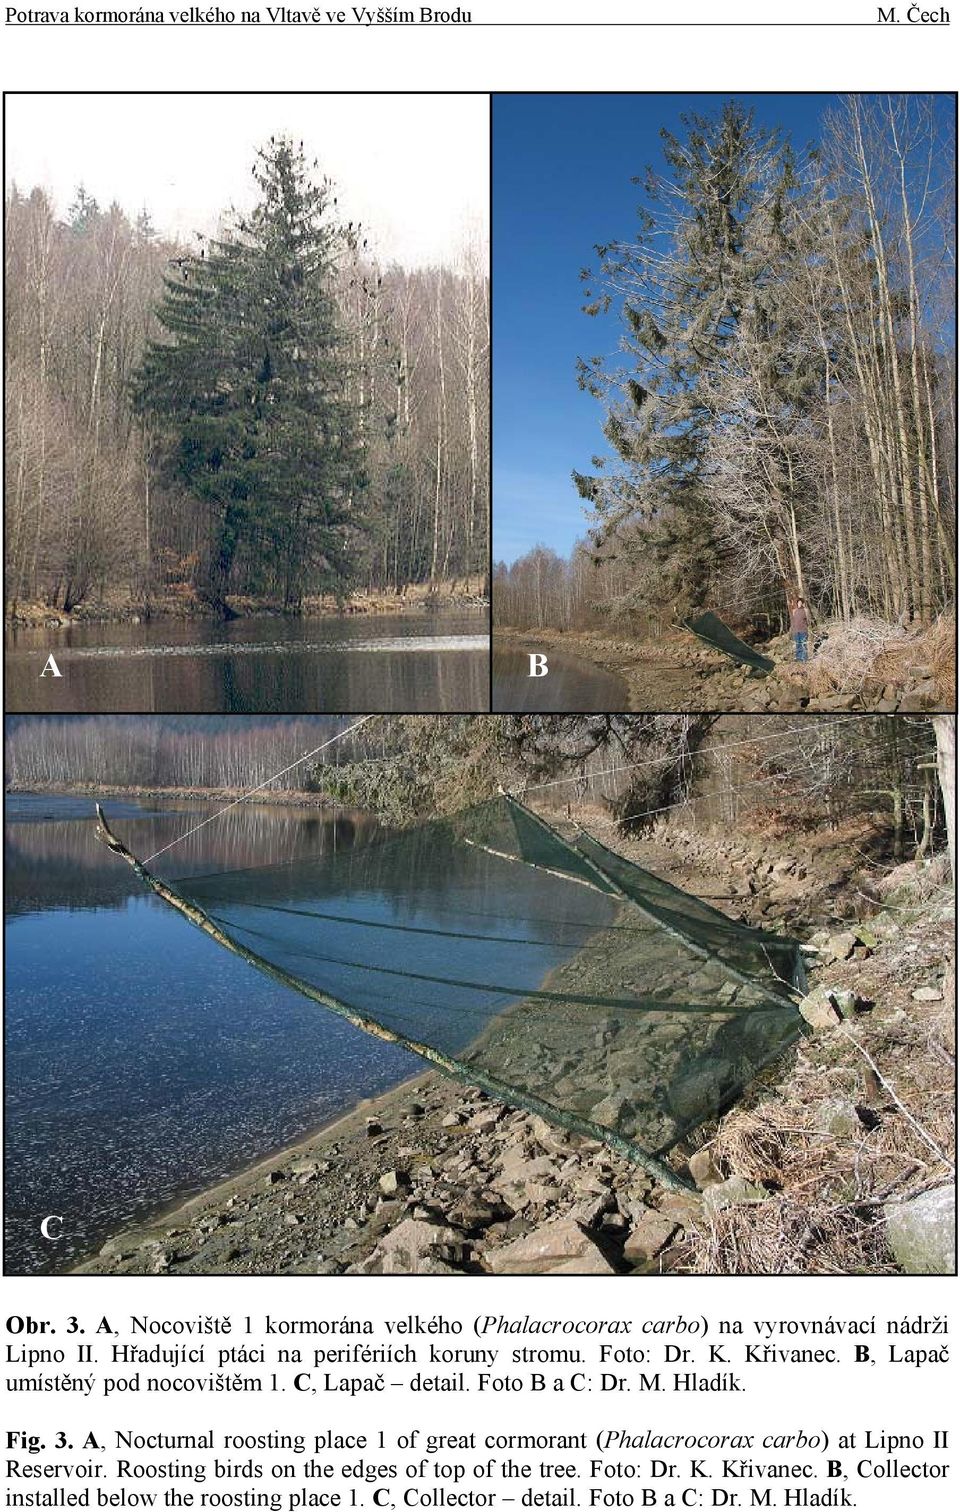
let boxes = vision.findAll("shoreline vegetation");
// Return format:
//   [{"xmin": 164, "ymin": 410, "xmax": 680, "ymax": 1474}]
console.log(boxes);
[
  {"xmin": 70, "ymin": 822, "xmax": 954, "ymax": 1278},
  {"xmin": 6, "ymin": 781, "xmax": 338, "ymax": 806},
  {"xmin": 7, "ymin": 579, "xmax": 489, "ymax": 630},
  {"xmin": 494, "ymin": 617, "xmax": 954, "ymax": 714}
]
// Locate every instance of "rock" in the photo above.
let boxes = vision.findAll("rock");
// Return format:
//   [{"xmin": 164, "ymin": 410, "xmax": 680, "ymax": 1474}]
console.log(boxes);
[
  {"xmin": 899, "ymin": 681, "xmax": 938, "ymax": 712},
  {"xmin": 590, "ymin": 1094, "xmax": 633, "ymax": 1126},
  {"xmin": 378, "ymin": 1169, "xmax": 411, "ymax": 1197},
  {"xmin": 885, "ymin": 1186, "xmax": 955, "ymax": 1275},
  {"xmin": 441, "ymin": 1111, "xmax": 465, "ymax": 1128},
  {"xmin": 265, "ymin": 1170, "xmax": 286, "ymax": 1185},
  {"xmin": 798, "ymin": 985, "xmax": 842, "ymax": 1031},
  {"xmin": 485, "ymin": 1217, "xmax": 612, "ymax": 1276},
  {"xmin": 833, "ymin": 989, "xmax": 859, "ymax": 1019},
  {"xmin": 655, "ymin": 1191, "xmax": 704, "ymax": 1227},
  {"xmin": 814, "ymin": 1098, "xmax": 863, "ymax": 1139},
  {"xmin": 446, "ymin": 1192, "xmax": 510, "ymax": 1231},
  {"xmin": 570, "ymin": 1192, "xmax": 613, "ymax": 1228},
  {"xmin": 365, "ymin": 1119, "xmax": 383, "ymax": 1137},
  {"xmin": 688, "ymin": 1147, "xmax": 723, "ymax": 1189},
  {"xmin": 492, "ymin": 1152, "xmax": 557, "ymax": 1192},
  {"xmin": 468, "ymin": 1110, "xmax": 503, "ymax": 1134},
  {"xmin": 527, "ymin": 1115, "xmax": 572, "ymax": 1155},
  {"xmin": 623, "ymin": 1210, "xmax": 678, "ymax": 1262},
  {"xmin": 911, "ymin": 985, "xmax": 943, "ymax": 1003},
  {"xmin": 823, "ymin": 931, "xmax": 858, "ymax": 964},
  {"xmin": 549, "ymin": 1249, "xmax": 619, "ymax": 1275},
  {"xmin": 703, "ymin": 1176, "xmax": 769, "ymax": 1213}
]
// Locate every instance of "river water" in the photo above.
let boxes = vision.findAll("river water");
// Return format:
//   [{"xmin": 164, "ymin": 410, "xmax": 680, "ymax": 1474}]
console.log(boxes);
[
  {"xmin": 5, "ymin": 610, "xmax": 489, "ymax": 713},
  {"xmin": 492, "ymin": 644, "xmax": 629, "ymax": 711},
  {"xmin": 3, "ymin": 793, "xmax": 591, "ymax": 1275}
]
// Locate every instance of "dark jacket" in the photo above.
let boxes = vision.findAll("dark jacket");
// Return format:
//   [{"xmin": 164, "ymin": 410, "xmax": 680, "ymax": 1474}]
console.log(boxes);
[{"xmin": 790, "ymin": 604, "xmax": 809, "ymax": 634}]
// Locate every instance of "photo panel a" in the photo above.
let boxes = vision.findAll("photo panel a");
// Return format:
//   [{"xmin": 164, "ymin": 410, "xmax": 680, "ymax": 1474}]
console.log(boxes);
[{"xmin": 4, "ymin": 92, "xmax": 491, "ymax": 714}]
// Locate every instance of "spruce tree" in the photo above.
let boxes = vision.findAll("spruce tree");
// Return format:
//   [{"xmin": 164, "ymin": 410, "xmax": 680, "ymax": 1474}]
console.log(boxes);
[
  {"xmin": 134, "ymin": 138, "xmax": 364, "ymax": 613},
  {"xmin": 574, "ymin": 102, "xmax": 796, "ymax": 614}
]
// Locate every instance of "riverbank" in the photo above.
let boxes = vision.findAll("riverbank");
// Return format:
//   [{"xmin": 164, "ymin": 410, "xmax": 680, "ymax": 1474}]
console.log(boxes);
[
  {"xmin": 7, "ymin": 580, "xmax": 488, "ymax": 630},
  {"xmin": 6, "ymin": 781, "xmax": 337, "ymax": 807},
  {"xmin": 72, "ymin": 821, "xmax": 954, "ymax": 1277},
  {"xmin": 494, "ymin": 619, "xmax": 953, "ymax": 713}
]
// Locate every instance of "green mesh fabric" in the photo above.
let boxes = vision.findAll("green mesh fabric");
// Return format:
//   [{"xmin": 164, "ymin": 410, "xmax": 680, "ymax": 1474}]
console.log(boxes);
[
  {"xmin": 171, "ymin": 796, "xmax": 802, "ymax": 1164},
  {"xmin": 683, "ymin": 611, "xmax": 775, "ymax": 673}
]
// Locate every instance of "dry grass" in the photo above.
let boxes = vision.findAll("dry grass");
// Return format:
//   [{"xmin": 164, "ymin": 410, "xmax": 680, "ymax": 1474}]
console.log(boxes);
[
  {"xmin": 803, "ymin": 612, "xmax": 956, "ymax": 703},
  {"xmin": 806, "ymin": 616, "xmax": 908, "ymax": 697},
  {"xmin": 874, "ymin": 613, "xmax": 956, "ymax": 706},
  {"xmin": 670, "ymin": 891, "xmax": 955, "ymax": 1275}
]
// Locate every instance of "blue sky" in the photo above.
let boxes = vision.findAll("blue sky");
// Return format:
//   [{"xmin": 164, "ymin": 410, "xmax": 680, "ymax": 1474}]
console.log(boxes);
[{"xmin": 491, "ymin": 92, "xmax": 952, "ymax": 564}]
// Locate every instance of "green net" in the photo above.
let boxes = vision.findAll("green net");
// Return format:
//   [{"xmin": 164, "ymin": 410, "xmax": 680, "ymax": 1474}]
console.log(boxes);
[
  {"xmin": 682, "ymin": 611, "xmax": 775, "ymax": 673},
  {"xmin": 152, "ymin": 795, "xmax": 803, "ymax": 1177}
]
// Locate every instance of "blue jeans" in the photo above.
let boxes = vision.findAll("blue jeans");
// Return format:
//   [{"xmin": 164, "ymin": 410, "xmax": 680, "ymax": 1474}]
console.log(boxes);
[{"xmin": 794, "ymin": 632, "xmax": 808, "ymax": 663}]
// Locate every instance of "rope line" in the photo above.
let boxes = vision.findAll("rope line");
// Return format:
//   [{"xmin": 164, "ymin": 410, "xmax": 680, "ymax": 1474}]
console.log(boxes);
[
  {"xmin": 512, "ymin": 717, "xmax": 867, "ymax": 795},
  {"xmin": 572, "ymin": 735, "xmax": 910, "ymax": 834},
  {"xmin": 141, "ymin": 715, "xmax": 378, "ymax": 865}
]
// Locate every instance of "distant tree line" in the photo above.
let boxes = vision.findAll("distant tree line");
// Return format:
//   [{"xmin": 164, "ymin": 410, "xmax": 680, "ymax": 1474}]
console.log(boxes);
[
  {"xmin": 5, "ymin": 716, "xmax": 369, "ymax": 791},
  {"xmin": 6, "ymin": 139, "xmax": 488, "ymax": 617},
  {"xmin": 7, "ymin": 714, "xmax": 949, "ymax": 873},
  {"xmin": 496, "ymin": 96, "xmax": 955, "ymax": 636}
]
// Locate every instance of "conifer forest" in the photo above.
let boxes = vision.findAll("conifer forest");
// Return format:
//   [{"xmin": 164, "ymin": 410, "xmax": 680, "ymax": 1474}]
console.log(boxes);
[{"xmin": 6, "ymin": 138, "xmax": 489, "ymax": 620}]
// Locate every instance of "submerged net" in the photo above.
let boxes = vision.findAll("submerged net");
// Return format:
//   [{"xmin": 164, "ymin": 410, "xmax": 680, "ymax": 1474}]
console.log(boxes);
[
  {"xmin": 682, "ymin": 611, "xmax": 775, "ymax": 673},
  {"xmin": 144, "ymin": 795, "xmax": 804, "ymax": 1179}
]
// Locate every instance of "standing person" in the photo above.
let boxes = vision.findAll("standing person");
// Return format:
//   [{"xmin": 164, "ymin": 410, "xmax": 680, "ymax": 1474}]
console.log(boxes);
[{"xmin": 790, "ymin": 597, "xmax": 810, "ymax": 662}]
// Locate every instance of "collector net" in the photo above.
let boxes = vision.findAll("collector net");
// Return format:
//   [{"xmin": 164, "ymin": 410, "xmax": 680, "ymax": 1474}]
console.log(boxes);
[{"xmin": 169, "ymin": 795, "xmax": 803, "ymax": 1166}]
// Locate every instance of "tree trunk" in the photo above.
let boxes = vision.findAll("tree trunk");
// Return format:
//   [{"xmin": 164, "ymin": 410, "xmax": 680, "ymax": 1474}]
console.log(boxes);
[{"xmin": 933, "ymin": 716, "xmax": 955, "ymax": 880}]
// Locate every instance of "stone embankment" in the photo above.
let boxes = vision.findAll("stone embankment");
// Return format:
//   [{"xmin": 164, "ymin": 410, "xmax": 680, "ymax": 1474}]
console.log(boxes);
[{"xmin": 77, "ymin": 841, "xmax": 953, "ymax": 1279}]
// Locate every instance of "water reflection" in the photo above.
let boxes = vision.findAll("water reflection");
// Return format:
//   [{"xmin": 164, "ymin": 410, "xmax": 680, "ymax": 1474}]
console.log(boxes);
[
  {"xmin": 4, "ymin": 796, "xmax": 382, "ymax": 918},
  {"xmin": 493, "ymin": 645, "xmax": 629, "ymax": 711},
  {"xmin": 4, "ymin": 794, "xmax": 417, "ymax": 1275},
  {"xmin": 6, "ymin": 611, "xmax": 490, "ymax": 712}
]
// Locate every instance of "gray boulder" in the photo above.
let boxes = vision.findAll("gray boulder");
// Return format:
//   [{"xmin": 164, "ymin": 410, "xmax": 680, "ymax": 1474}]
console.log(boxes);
[
  {"xmin": 703, "ymin": 1176, "xmax": 769, "ymax": 1213},
  {"xmin": 885, "ymin": 1186, "xmax": 955, "ymax": 1275},
  {"xmin": 485, "ymin": 1217, "xmax": 613, "ymax": 1275},
  {"xmin": 798, "ymin": 985, "xmax": 842, "ymax": 1031}
]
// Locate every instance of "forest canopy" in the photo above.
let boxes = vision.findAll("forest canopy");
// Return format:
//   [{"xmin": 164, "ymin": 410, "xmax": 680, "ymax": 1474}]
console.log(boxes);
[
  {"xmin": 6, "ymin": 137, "xmax": 489, "ymax": 618},
  {"xmin": 494, "ymin": 95, "xmax": 955, "ymax": 638}
]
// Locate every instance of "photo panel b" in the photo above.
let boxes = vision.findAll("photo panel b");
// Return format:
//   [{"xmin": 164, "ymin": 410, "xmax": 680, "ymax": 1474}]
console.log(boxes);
[{"xmin": 491, "ymin": 92, "xmax": 956, "ymax": 718}]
